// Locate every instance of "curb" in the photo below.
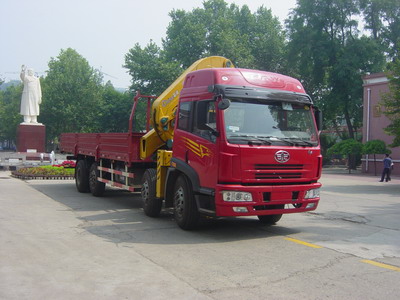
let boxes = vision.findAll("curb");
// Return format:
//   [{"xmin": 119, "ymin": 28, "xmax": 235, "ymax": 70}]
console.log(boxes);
[{"xmin": 11, "ymin": 171, "xmax": 74, "ymax": 180}]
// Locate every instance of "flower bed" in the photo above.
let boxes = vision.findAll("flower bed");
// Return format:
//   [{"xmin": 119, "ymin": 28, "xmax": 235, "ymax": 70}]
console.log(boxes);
[{"xmin": 12, "ymin": 165, "xmax": 75, "ymax": 180}]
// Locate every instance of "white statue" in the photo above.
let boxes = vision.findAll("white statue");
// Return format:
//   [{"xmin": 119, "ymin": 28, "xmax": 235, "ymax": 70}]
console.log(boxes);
[{"xmin": 20, "ymin": 65, "xmax": 42, "ymax": 124}]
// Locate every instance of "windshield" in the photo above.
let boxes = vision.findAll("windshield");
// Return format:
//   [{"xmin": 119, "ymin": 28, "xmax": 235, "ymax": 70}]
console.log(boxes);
[{"xmin": 223, "ymin": 100, "xmax": 318, "ymax": 146}]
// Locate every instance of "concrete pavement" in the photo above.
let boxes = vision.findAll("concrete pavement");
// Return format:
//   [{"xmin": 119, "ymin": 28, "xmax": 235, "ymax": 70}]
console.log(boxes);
[
  {"xmin": 0, "ymin": 169, "xmax": 399, "ymax": 299},
  {"xmin": 0, "ymin": 172, "xmax": 211, "ymax": 300}
]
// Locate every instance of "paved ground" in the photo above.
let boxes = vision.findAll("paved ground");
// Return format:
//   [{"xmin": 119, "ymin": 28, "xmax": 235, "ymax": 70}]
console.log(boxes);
[{"xmin": 0, "ymin": 168, "xmax": 399, "ymax": 299}]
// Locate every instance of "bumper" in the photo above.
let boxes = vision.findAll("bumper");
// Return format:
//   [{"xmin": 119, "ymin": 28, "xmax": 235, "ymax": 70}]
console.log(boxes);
[{"xmin": 214, "ymin": 182, "xmax": 321, "ymax": 217}]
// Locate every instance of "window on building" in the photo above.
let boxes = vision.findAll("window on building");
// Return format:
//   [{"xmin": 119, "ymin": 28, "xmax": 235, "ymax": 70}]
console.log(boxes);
[{"xmin": 373, "ymin": 105, "xmax": 382, "ymax": 117}]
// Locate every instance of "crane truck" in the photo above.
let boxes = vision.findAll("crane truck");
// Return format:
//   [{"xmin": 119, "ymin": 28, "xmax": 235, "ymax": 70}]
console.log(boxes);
[{"xmin": 60, "ymin": 56, "xmax": 323, "ymax": 230}]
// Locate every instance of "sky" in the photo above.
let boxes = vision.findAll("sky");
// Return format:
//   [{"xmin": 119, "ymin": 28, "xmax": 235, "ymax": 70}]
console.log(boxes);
[{"xmin": 1, "ymin": 0, "xmax": 297, "ymax": 89}]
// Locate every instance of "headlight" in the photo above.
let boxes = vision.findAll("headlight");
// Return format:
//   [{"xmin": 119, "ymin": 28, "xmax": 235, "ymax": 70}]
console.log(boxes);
[
  {"xmin": 222, "ymin": 191, "xmax": 253, "ymax": 202},
  {"xmin": 305, "ymin": 188, "xmax": 320, "ymax": 199}
]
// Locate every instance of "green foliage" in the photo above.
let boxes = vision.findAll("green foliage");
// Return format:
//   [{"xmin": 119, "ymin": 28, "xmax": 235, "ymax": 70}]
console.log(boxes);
[
  {"xmin": 382, "ymin": 55, "xmax": 400, "ymax": 147},
  {"xmin": 328, "ymin": 138, "xmax": 363, "ymax": 172},
  {"xmin": 40, "ymin": 48, "xmax": 104, "ymax": 142},
  {"xmin": 362, "ymin": 139, "xmax": 390, "ymax": 154},
  {"xmin": 0, "ymin": 83, "xmax": 23, "ymax": 145},
  {"xmin": 328, "ymin": 139, "xmax": 363, "ymax": 157},
  {"xmin": 99, "ymin": 82, "xmax": 134, "ymax": 132},
  {"xmin": 285, "ymin": 0, "xmax": 386, "ymax": 139},
  {"xmin": 124, "ymin": 42, "xmax": 182, "ymax": 95},
  {"xmin": 125, "ymin": 0, "xmax": 285, "ymax": 94},
  {"xmin": 362, "ymin": 139, "xmax": 390, "ymax": 175},
  {"xmin": 359, "ymin": 0, "xmax": 400, "ymax": 60},
  {"xmin": 163, "ymin": 0, "xmax": 285, "ymax": 70},
  {"xmin": 320, "ymin": 134, "xmax": 337, "ymax": 165}
]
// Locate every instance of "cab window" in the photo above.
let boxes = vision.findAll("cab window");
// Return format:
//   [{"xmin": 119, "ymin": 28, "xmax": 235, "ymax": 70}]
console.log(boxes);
[{"xmin": 193, "ymin": 100, "xmax": 217, "ymax": 142}]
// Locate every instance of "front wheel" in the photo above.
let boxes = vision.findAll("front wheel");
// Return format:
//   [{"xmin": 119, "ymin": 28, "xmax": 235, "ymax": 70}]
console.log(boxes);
[
  {"xmin": 89, "ymin": 162, "xmax": 105, "ymax": 197},
  {"xmin": 141, "ymin": 169, "xmax": 162, "ymax": 217},
  {"xmin": 257, "ymin": 214, "xmax": 283, "ymax": 225},
  {"xmin": 174, "ymin": 175, "xmax": 200, "ymax": 230}
]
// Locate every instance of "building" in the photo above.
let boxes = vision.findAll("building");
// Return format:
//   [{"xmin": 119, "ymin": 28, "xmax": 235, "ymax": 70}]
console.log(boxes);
[{"xmin": 362, "ymin": 73, "xmax": 399, "ymax": 176}]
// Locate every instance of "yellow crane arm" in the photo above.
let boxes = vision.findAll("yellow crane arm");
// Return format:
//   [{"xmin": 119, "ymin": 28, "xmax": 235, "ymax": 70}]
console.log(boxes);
[{"xmin": 140, "ymin": 56, "xmax": 234, "ymax": 160}]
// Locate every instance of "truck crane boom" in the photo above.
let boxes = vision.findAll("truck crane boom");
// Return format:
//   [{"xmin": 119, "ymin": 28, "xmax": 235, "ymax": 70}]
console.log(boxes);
[{"xmin": 139, "ymin": 56, "xmax": 234, "ymax": 160}]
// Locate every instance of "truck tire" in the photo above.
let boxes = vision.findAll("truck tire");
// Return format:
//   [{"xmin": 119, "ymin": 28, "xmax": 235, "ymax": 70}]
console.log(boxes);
[
  {"xmin": 257, "ymin": 213, "xmax": 283, "ymax": 225},
  {"xmin": 173, "ymin": 175, "xmax": 200, "ymax": 230},
  {"xmin": 141, "ymin": 168, "xmax": 162, "ymax": 217},
  {"xmin": 89, "ymin": 162, "xmax": 105, "ymax": 197},
  {"xmin": 75, "ymin": 159, "xmax": 90, "ymax": 193}
]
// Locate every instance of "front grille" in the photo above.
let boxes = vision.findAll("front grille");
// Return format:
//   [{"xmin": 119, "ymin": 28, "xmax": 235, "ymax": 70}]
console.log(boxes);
[
  {"xmin": 256, "ymin": 173, "xmax": 302, "ymax": 179},
  {"xmin": 254, "ymin": 164, "xmax": 305, "ymax": 179},
  {"xmin": 255, "ymin": 164, "xmax": 303, "ymax": 170}
]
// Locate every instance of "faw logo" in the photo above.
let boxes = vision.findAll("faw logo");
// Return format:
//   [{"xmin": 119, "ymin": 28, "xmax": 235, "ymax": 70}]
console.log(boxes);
[
  {"xmin": 275, "ymin": 150, "xmax": 290, "ymax": 163},
  {"xmin": 183, "ymin": 137, "xmax": 212, "ymax": 158}
]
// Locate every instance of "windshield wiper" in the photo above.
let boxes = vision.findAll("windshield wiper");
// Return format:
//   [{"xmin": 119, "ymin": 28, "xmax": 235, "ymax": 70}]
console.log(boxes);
[
  {"xmin": 282, "ymin": 138, "xmax": 315, "ymax": 147},
  {"xmin": 229, "ymin": 135, "xmax": 297, "ymax": 146},
  {"xmin": 259, "ymin": 136, "xmax": 296, "ymax": 146},
  {"xmin": 227, "ymin": 134, "xmax": 272, "ymax": 145}
]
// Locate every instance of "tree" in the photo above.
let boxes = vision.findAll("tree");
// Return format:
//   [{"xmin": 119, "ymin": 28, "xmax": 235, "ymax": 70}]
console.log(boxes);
[
  {"xmin": 124, "ymin": 41, "xmax": 182, "ymax": 95},
  {"xmin": 98, "ymin": 82, "xmax": 134, "ymax": 133},
  {"xmin": 285, "ymin": 0, "xmax": 385, "ymax": 139},
  {"xmin": 362, "ymin": 139, "xmax": 391, "ymax": 175},
  {"xmin": 328, "ymin": 139, "xmax": 363, "ymax": 173},
  {"xmin": 125, "ymin": 0, "xmax": 286, "ymax": 95},
  {"xmin": 359, "ymin": 0, "xmax": 400, "ymax": 60},
  {"xmin": 382, "ymin": 55, "xmax": 400, "ymax": 146},
  {"xmin": 320, "ymin": 134, "xmax": 337, "ymax": 165},
  {"xmin": 163, "ymin": 0, "xmax": 285, "ymax": 70},
  {"xmin": 40, "ymin": 48, "xmax": 104, "ymax": 143},
  {"xmin": 0, "ymin": 84, "xmax": 22, "ymax": 147}
]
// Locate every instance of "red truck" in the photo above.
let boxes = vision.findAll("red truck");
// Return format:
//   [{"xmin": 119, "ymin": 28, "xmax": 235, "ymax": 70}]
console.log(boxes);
[{"xmin": 60, "ymin": 56, "xmax": 322, "ymax": 230}]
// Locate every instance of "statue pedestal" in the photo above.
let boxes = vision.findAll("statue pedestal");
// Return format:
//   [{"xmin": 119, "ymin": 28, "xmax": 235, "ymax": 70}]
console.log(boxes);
[{"xmin": 17, "ymin": 124, "xmax": 46, "ymax": 153}]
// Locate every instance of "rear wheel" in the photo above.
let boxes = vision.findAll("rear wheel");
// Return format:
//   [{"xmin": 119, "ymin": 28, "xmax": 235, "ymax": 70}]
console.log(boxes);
[
  {"xmin": 174, "ymin": 175, "xmax": 200, "ymax": 230},
  {"xmin": 141, "ymin": 168, "xmax": 162, "ymax": 217},
  {"xmin": 89, "ymin": 162, "xmax": 105, "ymax": 197},
  {"xmin": 75, "ymin": 159, "xmax": 90, "ymax": 193},
  {"xmin": 257, "ymin": 213, "xmax": 283, "ymax": 225}
]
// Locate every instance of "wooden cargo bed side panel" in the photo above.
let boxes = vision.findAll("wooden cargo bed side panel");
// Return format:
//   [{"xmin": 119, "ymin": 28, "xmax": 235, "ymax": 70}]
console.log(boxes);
[
  {"xmin": 98, "ymin": 133, "xmax": 130, "ymax": 162},
  {"xmin": 60, "ymin": 133, "xmax": 79, "ymax": 154},
  {"xmin": 76, "ymin": 134, "xmax": 98, "ymax": 157},
  {"xmin": 60, "ymin": 132, "xmax": 146, "ymax": 163}
]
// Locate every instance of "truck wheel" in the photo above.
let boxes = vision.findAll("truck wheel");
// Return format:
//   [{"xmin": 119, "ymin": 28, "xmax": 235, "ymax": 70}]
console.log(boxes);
[
  {"xmin": 75, "ymin": 160, "xmax": 90, "ymax": 193},
  {"xmin": 89, "ymin": 162, "xmax": 105, "ymax": 197},
  {"xmin": 141, "ymin": 168, "xmax": 162, "ymax": 217},
  {"xmin": 173, "ymin": 175, "xmax": 200, "ymax": 230},
  {"xmin": 257, "ymin": 213, "xmax": 283, "ymax": 225}
]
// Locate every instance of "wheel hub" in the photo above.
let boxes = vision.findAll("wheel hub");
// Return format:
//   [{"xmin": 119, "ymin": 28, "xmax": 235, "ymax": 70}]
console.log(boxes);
[
  {"xmin": 142, "ymin": 181, "xmax": 149, "ymax": 200},
  {"xmin": 174, "ymin": 187, "xmax": 184, "ymax": 217}
]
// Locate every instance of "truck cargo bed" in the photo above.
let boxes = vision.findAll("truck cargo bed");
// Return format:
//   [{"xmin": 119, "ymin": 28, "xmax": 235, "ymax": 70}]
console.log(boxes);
[{"xmin": 60, "ymin": 132, "xmax": 146, "ymax": 163}]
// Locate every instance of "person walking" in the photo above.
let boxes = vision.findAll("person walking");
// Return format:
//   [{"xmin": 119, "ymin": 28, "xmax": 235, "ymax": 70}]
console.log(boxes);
[{"xmin": 379, "ymin": 154, "xmax": 392, "ymax": 182}]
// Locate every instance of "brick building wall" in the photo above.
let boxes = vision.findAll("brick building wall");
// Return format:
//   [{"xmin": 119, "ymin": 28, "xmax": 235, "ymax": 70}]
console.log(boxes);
[{"xmin": 362, "ymin": 73, "xmax": 399, "ymax": 176}]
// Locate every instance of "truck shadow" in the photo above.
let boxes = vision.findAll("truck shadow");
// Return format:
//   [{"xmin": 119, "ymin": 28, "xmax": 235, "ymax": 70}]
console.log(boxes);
[{"xmin": 30, "ymin": 181, "xmax": 300, "ymax": 245}]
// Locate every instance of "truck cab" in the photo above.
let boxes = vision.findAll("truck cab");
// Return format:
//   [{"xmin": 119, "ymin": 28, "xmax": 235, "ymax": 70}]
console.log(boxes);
[{"xmin": 166, "ymin": 68, "xmax": 322, "ymax": 228}]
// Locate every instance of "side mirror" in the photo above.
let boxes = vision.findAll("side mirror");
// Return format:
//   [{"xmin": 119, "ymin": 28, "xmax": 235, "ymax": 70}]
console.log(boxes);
[
  {"xmin": 218, "ymin": 98, "xmax": 231, "ymax": 110},
  {"xmin": 314, "ymin": 109, "xmax": 323, "ymax": 132}
]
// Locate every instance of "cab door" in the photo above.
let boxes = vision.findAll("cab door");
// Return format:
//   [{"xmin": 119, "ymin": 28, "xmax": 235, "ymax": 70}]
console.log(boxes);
[
  {"xmin": 189, "ymin": 100, "xmax": 219, "ymax": 188},
  {"xmin": 173, "ymin": 100, "xmax": 219, "ymax": 189}
]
